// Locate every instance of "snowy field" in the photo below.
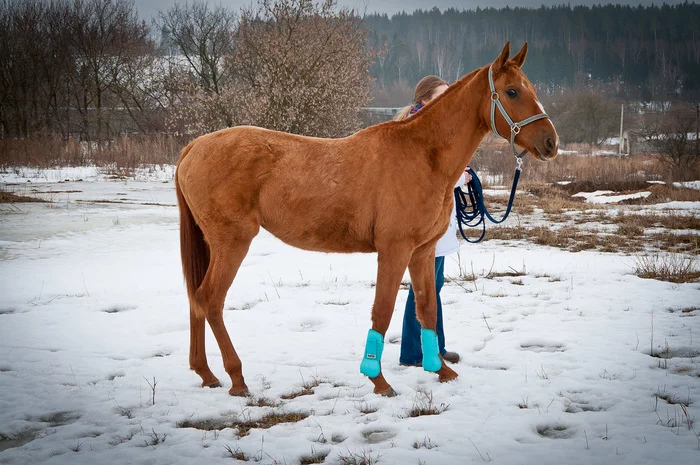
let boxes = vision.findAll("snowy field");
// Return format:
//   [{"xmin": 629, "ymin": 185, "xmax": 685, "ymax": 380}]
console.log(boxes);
[{"xmin": 1, "ymin": 167, "xmax": 699, "ymax": 465}]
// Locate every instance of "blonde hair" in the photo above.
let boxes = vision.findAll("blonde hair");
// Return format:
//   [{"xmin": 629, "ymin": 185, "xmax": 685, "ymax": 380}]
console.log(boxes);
[{"xmin": 394, "ymin": 75, "xmax": 448, "ymax": 120}]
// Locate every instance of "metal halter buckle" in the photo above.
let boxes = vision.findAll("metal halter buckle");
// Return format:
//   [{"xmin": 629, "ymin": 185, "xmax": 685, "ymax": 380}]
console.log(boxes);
[
  {"xmin": 491, "ymin": 92, "xmax": 500, "ymax": 101},
  {"xmin": 511, "ymin": 123, "xmax": 521, "ymax": 135}
]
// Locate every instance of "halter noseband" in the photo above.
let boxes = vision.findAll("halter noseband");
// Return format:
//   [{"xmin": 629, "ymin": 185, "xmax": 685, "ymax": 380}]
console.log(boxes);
[{"xmin": 488, "ymin": 65, "xmax": 550, "ymax": 167}]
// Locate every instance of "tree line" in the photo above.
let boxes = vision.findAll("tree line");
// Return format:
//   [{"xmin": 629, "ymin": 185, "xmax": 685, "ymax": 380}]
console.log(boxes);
[
  {"xmin": 367, "ymin": 2, "xmax": 700, "ymax": 104},
  {"xmin": 0, "ymin": 0, "xmax": 698, "ymax": 147},
  {"xmin": 0, "ymin": 0, "xmax": 372, "ymax": 142}
]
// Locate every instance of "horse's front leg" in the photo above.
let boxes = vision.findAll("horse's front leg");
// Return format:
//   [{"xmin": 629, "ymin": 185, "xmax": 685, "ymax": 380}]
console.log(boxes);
[
  {"xmin": 407, "ymin": 245, "xmax": 459, "ymax": 383},
  {"xmin": 360, "ymin": 248, "xmax": 411, "ymax": 396}
]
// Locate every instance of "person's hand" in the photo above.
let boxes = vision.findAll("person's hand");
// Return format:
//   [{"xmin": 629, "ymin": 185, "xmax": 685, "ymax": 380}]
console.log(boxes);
[{"xmin": 464, "ymin": 166, "xmax": 472, "ymax": 183}]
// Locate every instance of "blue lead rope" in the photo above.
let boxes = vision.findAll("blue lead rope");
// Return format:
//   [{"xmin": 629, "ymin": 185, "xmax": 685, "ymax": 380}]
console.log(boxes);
[{"xmin": 454, "ymin": 167, "xmax": 521, "ymax": 243}]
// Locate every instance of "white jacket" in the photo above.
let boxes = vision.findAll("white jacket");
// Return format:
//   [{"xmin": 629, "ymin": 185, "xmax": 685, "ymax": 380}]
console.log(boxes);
[{"xmin": 435, "ymin": 173, "xmax": 466, "ymax": 257}]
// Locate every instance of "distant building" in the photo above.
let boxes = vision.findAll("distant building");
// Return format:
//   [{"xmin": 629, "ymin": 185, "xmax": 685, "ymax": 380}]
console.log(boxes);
[{"xmin": 359, "ymin": 107, "xmax": 403, "ymax": 126}]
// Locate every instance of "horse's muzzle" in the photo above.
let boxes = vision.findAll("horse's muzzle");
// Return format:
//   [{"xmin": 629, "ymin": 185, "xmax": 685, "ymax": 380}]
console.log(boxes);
[{"xmin": 535, "ymin": 136, "xmax": 559, "ymax": 161}]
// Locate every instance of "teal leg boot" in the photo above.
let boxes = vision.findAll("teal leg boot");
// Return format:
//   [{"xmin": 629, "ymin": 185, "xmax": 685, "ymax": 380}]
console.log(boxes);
[
  {"xmin": 360, "ymin": 329, "xmax": 384, "ymax": 379},
  {"xmin": 421, "ymin": 328, "xmax": 442, "ymax": 373}
]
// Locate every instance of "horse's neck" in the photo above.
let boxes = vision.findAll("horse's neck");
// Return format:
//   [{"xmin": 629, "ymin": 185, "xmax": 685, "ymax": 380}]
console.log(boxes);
[{"xmin": 412, "ymin": 67, "xmax": 491, "ymax": 182}]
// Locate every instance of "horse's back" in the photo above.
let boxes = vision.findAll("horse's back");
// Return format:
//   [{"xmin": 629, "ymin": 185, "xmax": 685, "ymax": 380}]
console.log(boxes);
[{"xmin": 175, "ymin": 124, "xmax": 444, "ymax": 254}]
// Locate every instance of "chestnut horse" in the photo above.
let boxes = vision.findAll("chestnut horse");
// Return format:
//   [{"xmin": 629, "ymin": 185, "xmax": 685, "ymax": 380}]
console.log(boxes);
[{"xmin": 175, "ymin": 42, "xmax": 558, "ymax": 397}]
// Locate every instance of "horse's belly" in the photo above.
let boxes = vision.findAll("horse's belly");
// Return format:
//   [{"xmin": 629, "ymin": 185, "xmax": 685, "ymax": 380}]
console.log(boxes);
[{"xmin": 261, "ymin": 220, "xmax": 375, "ymax": 254}]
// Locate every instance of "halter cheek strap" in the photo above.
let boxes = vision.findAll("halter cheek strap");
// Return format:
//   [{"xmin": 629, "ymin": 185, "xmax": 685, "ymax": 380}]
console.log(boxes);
[{"xmin": 488, "ymin": 65, "xmax": 550, "ymax": 163}]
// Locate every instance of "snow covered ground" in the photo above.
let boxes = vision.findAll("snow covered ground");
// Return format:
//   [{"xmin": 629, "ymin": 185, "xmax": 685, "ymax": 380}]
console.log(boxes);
[
  {"xmin": 1, "ymin": 167, "xmax": 699, "ymax": 465},
  {"xmin": 572, "ymin": 190, "xmax": 652, "ymax": 204}
]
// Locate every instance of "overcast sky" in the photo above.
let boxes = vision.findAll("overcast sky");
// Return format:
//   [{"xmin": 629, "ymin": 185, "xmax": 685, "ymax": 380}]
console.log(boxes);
[{"xmin": 134, "ymin": 0, "xmax": 689, "ymax": 21}]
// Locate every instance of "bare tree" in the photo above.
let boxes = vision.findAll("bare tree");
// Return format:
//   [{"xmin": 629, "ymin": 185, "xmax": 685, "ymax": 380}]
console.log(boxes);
[
  {"xmin": 639, "ymin": 107, "xmax": 699, "ymax": 180},
  {"xmin": 68, "ymin": 0, "xmax": 151, "ymax": 143},
  {"xmin": 227, "ymin": 0, "xmax": 372, "ymax": 137},
  {"xmin": 543, "ymin": 88, "xmax": 620, "ymax": 146},
  {"xmin": 157, "ymin": 1, "xmax": 235, "ymax": 96},
  {"xmin": 0, "ymin": 0, "xmax": 49, "ymax": 137}
]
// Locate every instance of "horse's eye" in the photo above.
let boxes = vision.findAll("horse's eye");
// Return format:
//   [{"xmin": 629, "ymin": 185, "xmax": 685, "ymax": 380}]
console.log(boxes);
[{"xmin": 506, "ymin": 89, "xmax": 518, "ymax": 98}]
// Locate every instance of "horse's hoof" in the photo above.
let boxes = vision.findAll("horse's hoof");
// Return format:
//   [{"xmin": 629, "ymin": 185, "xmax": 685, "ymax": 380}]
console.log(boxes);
[
  {"xmin": 203, "ymin": 381, "xmax": 221, "ymax": 388},
  {"xmin": 438, "ymin": 367, "xmax": 459, "ymax": 383},
  {"xmin": 376, "ymin": 387, "xmax": 397, "ymax": 397},
  {"xmin": 229, "ymin": 387, "xmax": 249, "ymax": 397}
]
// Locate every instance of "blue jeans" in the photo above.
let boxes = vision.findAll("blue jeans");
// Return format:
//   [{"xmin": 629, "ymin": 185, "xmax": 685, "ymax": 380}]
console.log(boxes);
[{"xmin": 400, "ymin": 256, "xmax": 446, "ymax": 365}]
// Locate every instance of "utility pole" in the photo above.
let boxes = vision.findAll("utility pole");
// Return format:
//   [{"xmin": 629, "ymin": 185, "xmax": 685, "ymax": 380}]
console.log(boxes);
[
  {"xmin": 695, "ymin": 102, "xmax": 700, "ymax": 158},
  {"xmin": 619, "ymin": 103, "xmax": 624, "ymax": 154}
]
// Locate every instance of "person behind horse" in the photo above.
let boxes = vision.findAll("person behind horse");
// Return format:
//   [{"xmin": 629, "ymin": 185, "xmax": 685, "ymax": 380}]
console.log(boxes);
[{"xmin": 394, "ymin": 75, "xmax": 471, "ymax": 366}]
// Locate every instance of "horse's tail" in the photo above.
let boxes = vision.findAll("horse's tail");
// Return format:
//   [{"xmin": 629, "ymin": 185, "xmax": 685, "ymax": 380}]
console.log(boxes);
[{"xmin": 175, "ymin": 143, "xmax": 209, "ymax": 317}]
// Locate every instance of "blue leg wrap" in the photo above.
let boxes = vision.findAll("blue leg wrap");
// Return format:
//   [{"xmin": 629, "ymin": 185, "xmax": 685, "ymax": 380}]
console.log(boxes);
[
  {"xmin": 421, "ymin": 328, "xmax": 442, "ymax": 373},
  {"xmin": 360, "ymin": 329, "xmax": 384, "ymax": 379}
]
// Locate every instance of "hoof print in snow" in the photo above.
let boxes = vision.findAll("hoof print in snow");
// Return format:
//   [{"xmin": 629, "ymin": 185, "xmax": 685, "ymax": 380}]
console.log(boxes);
[
  {"xmin": 149, "ymin": 351, "xmax": 171, "ymax": 358},
  {"xmin": 671, "ymin": 365, "xmax": 700, "ymax": 377},
  {"xmin": 564, "ymin": 402, "xmax": 605, "ymax": 413},
  {"xmin": 649, "ymin": 346, "xmax": 700, "ymax": 360},
  {"xmin": 0, "ymin": 430, "xmax": 40, "ymax": 451},
  {"xmin": 473, "ymin": 363, "xmax": 509, "ymax": 371},
  {"xmin": 101, "ymin": 305, "xmax": 136, "ymax": 314},
  {"xmin": 292, "ymin": 317, "xmax": 325, "ymax": 332},
  {"xmin": 331, "ymin": 433, "xmax": 347, "ymax": 443},
  {"xmin": 520, "ymin": 342, "xmax": 566, "ymax": 353},
  {"xmin": 536, "ymin": 423, "xmax": 575, "ymax": 439},
  {"xmin": 321, "ymin": 299, "xmax": 350, "ymax": 306},
  {"xmin": 226, "ymin": 301, "xmax": 259, "ymax": 311},
  {"xmin": 106, "ymin": 372, "xmax": 125, "ymax": 381},
  {"xmin": 32, "ymin": 411, "xmax": 81, "ymax": 427},
  {"xmin": 562, "ymin": 391, "xmax": 609, "ymax": 413},
  {"xmin": 361, "ymin": 427, "xmax": 397, "ymax": 444}
]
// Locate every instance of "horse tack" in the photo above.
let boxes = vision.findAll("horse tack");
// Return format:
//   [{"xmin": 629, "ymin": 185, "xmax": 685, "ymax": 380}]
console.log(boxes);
[
  {"xmin": 488, "ymin": 64, "xmax": 551, "ymax": 159},
  {"xmin": 454, "ymin": 60, "xmax": 553, "ymax": 244},
  {"xmin": 175, "ymin": 42, "xmax": 559, "ymax": 397}
]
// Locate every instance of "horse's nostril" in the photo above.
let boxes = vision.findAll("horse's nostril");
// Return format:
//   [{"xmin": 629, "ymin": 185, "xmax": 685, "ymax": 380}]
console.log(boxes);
[{"xmin": 545, "ymin": 137, "xmax": 555, "ymax": 153}]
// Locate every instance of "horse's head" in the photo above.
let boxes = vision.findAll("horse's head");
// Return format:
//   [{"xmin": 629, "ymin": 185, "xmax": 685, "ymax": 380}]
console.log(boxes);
[{"xmin": 485, "ymin": 42, "xmax": 559, "ymax": 161}]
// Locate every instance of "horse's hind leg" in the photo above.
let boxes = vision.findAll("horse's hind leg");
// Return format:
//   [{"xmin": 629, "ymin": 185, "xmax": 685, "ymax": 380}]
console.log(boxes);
[
  {"xmin": 196, "ymin": 232, "xmax": 257, "ymax": 396},
  {"xmin": 408, "ymin": 245, "xmax": 458, "ymax": 383},
  {"xmin": 363, "ymin": 248, "xmax": 411, "ymax": 396},
  {"xmin": 190, "ymin": 307, "xmax": 221, "ymax": 388}
]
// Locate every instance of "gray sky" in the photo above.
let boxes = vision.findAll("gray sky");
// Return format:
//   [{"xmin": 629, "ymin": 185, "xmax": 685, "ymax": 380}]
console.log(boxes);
[{"xmin": 134, "ymin": 0, "xmax": 689, "ymax": 21}]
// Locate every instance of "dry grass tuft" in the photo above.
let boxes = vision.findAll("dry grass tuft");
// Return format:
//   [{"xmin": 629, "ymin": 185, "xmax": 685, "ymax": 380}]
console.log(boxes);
[
  {"xmin": 655, "ymin": 389, "xmax": 692, "ymax": 408},
  {"xmin": 611, "ymin": 212, "xmax": 700, "ymax": 231},
  {"xmin": 178, "ymin": 411, "xmax": 309, "ymax": 437},
  {"xmin": 633, "ymin": 252, "xmax": 700, "ymax": 283},
  {"xmin": 0, "ymin": 135, "xmax": 184, "ymax": 170},
  {"xmin": 0, "ymin": 188, "xmax": 44, "ymax": 203},
  {"xmin": 413, "ymin": 436, "xmax": 438, "ymax": 449},
  {"xmin": 245, "ymin": 396, "xmax": 280, "ymax": 408},
  {"xmin": 224, "ymin": 444, "xmax": 248, "ymax": 460},
  {"xmin": 405, "ymin": 388, "xmax": 449, "ymax": 418},
  {"xmin": 337, "ymin": 448, "xmax": 383, "ymax": 465},
  {"xmin": 300, "ymin": 449, "xmax": 330, "ymax": 464},
  {"xmin": 622, "ymin": 184, "xmax": 700, "ymax": 204},
  {"xmin": 280, "ymin": 376, "xmax": 334, "ymax": 400}
]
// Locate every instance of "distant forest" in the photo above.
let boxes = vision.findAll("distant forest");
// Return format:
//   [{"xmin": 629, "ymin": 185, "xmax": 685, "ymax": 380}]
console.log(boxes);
[
  {"xmin": 2, "ymin": 0, "xmax": 698, "ymax": 145},
  {"xmin": 365, "ymin": 2, "xmax": 700, "ymax": 102}
]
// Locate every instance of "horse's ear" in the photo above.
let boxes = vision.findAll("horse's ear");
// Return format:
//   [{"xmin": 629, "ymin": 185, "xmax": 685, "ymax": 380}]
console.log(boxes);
[
  {"xmin": 491, "ymin": 41, "xmax": 511, "ymax": 75},
  {"xmin": 511, "ymin": 42, "xmax": 528, "ymax": 68}
]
